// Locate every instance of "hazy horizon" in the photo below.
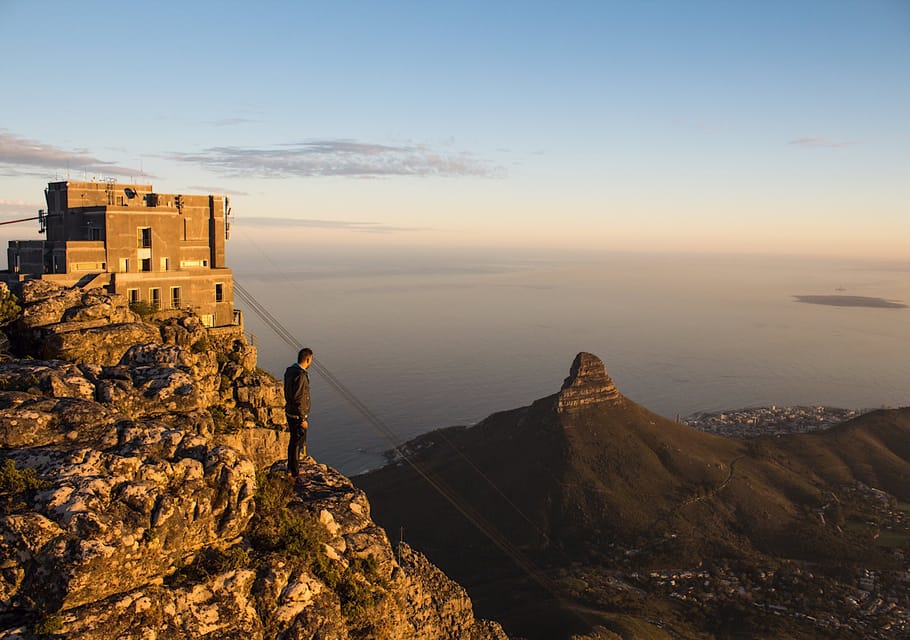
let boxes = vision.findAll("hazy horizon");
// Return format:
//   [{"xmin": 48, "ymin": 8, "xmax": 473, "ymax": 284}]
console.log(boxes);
[
  {"xmin": 2, "ymin": 1, "xmax": 908, "ymax": 473},
  {"xmin": 2, "ymin": 1, "xmax": 909, "ymax": 259},
  {"xmin": 224, "ymin": 245, "xmax": 910, "ymax": 474}
]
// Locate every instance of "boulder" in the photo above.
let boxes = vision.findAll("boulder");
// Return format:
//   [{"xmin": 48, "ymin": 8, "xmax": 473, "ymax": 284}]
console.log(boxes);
[
  {"xmin": 1, "ymin": 421, "xmax": 255, "ymax": 613},
  {"xmin": 0, "ymin": 360, "xmax": 96, "ymax": 401},
  {"xmin": 40, "ymin": 322, "xmax": 161, "ymax": 366},
  {"xmin": 0, "ymin": 396, "xmax": 119, "ymax": 449}
]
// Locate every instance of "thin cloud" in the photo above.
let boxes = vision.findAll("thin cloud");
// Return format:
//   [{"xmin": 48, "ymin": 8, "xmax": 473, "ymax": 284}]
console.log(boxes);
[
  {"xmin": 0, "ymin": 131, "xmax": 144, "ymax": 177},
  {"xmin": 788, "ymin": 137, "xmax": 858, "ymax": 149},
  {"xmin": 169, "ymin": 139, "xmax": 503, "ymax": 179},
  {"xmin": 0, "ymin": 199, "xmax": 42, "ymax": 215},
  {"xmin": 186, "ymin": 185, "xmax": 251, "ymax": 197},
  {"xmin": 235, "ymin": 215, "xmax": 425, "ymax": 234}
]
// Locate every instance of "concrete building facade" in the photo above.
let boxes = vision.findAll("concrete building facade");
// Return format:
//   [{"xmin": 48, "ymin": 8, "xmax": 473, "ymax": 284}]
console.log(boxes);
[{"xmin": 5, "ymin": 180, "xmax": 237, "ymax": 327}]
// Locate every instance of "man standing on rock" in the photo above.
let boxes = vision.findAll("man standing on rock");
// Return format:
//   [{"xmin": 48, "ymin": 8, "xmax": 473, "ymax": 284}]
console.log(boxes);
[{"xmin": 284, "ymin": 347, "xmax": 313, "ymax": 478}]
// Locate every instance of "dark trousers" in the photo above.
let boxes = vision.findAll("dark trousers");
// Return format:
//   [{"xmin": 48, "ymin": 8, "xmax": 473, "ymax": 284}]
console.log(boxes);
[{"xmin": 287, "ymin": 415, "xmax": 307, "ymax": 476}]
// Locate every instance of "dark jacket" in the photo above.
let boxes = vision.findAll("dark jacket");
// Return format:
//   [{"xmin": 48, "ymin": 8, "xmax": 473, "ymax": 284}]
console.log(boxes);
[{"xmin": 283, "ymin": 364, "xmax": 311, "ymax": 418}]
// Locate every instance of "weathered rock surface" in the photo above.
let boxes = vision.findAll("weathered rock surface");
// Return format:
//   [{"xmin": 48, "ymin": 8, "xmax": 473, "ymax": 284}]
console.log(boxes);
[
  {"xmin": 0, "ymin": 463, "xmax": 507, "ymax": 639},
  {"xmin": 0, "ymin": 281, "xmax": 508, "ymax": 639},
  {"xmin": 396, "ymin": 542, "xmax": 509, "ymax": 640},
  {"xmin": 0, "ymin": 416, "xmax": 255, "ymax": 614},
  {"xmin": 557, "ymin": 351, "xmax": 621, "ymax": 411},
  {"xmin": 5, "ymin": 282, "xmax": 285, "ymax": 434}
]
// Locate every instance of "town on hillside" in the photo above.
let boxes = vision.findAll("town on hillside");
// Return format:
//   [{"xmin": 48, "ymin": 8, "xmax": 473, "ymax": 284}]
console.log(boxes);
[{"xmin": 684, "ymin": 405, "xmax": 867, "ymax": 438}]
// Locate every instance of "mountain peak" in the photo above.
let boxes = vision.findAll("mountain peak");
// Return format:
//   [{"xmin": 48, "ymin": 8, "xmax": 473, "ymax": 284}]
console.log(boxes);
[{"xmin": 557, "ymin": 352, "xmax": 621, "ymax": 411}]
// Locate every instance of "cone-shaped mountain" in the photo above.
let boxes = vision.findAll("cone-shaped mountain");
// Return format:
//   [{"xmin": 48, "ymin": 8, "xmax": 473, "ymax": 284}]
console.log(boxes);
[{"xmin": 355, "ymin": 352, "xmax": 910, "ymax": 637}]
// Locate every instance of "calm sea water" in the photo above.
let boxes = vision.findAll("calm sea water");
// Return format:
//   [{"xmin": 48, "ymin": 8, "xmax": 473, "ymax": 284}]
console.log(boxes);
[{"xmin": 230, "ymin": 240, "xmax": 910, "ymax": 475}]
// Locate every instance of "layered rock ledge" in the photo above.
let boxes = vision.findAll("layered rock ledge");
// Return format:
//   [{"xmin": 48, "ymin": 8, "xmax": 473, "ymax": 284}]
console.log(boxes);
[
  {"xmin": 0, "ymin": 281, "xmax": 507, "ymax": 639},
  {"xmin": 557, "ymin": 352, "xmax": 621, "ymax": 412}
]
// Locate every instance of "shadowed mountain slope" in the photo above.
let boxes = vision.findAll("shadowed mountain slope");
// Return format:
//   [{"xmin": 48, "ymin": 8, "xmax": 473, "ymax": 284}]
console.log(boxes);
[{"xmin": 355, "ymin": 353, "xmax": 910, "ymax": 639}]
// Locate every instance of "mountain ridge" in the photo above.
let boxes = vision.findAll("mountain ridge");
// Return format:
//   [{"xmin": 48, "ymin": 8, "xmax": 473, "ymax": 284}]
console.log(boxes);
[{"xmin": 356, "ymin": 352, "xmax": 910, "ymax": 639}]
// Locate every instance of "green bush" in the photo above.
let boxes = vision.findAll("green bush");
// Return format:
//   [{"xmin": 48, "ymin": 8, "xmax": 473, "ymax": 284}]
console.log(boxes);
[
  {"xmin": 32, "ymin": 614, "xmax": 63, "ymax": 635},
  {"xmin": 191, "ymin": 336, "xmax": 211, "ymax": 353},
  {"xmin": 0, "ymin": 289, "xmax": 20, "ymax": 327},
  {"xmin": 0, "ymin": 374, "xmax": 41, "ymax": 392},
  {"xmin": 129, "ymin": 301, "xmax": 155, "ymax": 319},
  {"xmin": 248, "ymin": 472, "xmax": 387, "ymax": 625},
  {"xmin": 0, "ymin": 459, "xmax": 50, "ymax": 494},
  {"xmin": 168, "ymin": 545, "xmax": 251, "ymax": 587},
  {"xmin": 209, "ymin": 405, "xmax": 240, "ymax": 434}
]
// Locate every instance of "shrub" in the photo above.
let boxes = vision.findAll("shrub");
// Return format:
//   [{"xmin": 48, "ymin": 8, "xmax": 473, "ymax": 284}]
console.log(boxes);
[
  {"xmin": 209, "ymin": 405, "xmax": 240, "ymax": 434},
  {"xmin": 0, "ymin": 289, "xmax": 21, "ymax": 327},
  {"xmin": 247, "ymin": 472, "xmax": 387, "ymax": 626},
  {"xmin": 0, "ymin": 459, "xmax": 50, "ymax": 494},
  {"xmin": 129, "ymin": 301, "xmax": 155, "ymax": 319},
  {"xmin": 32, "ymin": 614, "xmax": 63, "ymax": 635},
  {"xmin": 0, "ymin": 459, "xmax": 50, "ymax": 513},
  {"xmin": 168, "ymin": 545, "xmax": 251, "ymax": 587},
  {"xmin": 191, "ymin": 336, "xmax": 211, "ymax": 353},
  {"xmin": 0, "ymin": 374, "xmax": 41, "ymax": 392}
]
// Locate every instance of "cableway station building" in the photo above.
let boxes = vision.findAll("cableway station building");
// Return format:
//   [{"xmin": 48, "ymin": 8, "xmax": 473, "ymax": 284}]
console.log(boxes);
[{"xmin": 3, "ymin": 180, "xmax": 238, "ymax": 327}]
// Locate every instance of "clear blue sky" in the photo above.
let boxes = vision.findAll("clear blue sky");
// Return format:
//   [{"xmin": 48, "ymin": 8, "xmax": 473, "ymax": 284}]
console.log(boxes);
[{"xmin": 1, "ymin": 1, "xmax": 907, "ymax": 257}]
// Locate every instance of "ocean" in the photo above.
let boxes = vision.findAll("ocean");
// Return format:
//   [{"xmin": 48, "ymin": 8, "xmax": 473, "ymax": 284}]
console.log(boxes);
[{"xmin": 230, "ymin": 239, "xmax": 910, "ymax": 476}]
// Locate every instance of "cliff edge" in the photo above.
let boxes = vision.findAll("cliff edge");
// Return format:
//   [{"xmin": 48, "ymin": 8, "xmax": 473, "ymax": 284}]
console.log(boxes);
[{"xmin": 0, "ymin": 281, "xmax": 507, "ymax": 639}]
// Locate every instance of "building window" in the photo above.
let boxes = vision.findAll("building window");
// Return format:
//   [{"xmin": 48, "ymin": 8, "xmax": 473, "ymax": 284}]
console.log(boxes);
[
  {"xmin": 170, "ymin": 286, "xmax": 181, "ymax": 309},
  {"xmin": 119, "ymin": 258, "xmax": 129, "ymax": 273},
  {"xmin": 137, "ymin": 227, "xmax": 152, "ymax": 248},
  {"xmin": 201, "ymin": 314, "xmax": 215, "ymax": 328},
  {"xmin": 160, "ymin": 257, "xmax": 169, "ymax": 271},
  {"xmin": 141, "ymin": 258, "xmax": 152, "ymax": 272},
  {"xmin": 126, "ymin": 288, "xmax": 140, "ymax": 304},
  {"xmin": 149, "ymin": 288, "xmax": 160, "ymax": 310},
  {"xmin": 215, "ymin": 283, "xmax": 224, "ymax": 303}
]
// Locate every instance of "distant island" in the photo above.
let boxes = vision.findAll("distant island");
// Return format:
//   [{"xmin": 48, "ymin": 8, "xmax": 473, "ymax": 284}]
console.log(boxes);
[{"xmin": 794, "ymin": 294, "xmax": 907, "ymax": 309}]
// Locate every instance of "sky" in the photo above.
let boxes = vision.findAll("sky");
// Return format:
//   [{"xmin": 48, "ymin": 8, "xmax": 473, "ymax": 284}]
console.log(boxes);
[{"xmin": 0, "ymin": 1, "xmax": 908, "ymax": 259}]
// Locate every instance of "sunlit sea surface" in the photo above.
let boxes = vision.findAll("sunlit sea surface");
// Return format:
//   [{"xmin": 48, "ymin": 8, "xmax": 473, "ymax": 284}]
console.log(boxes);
[{"xmin": 230, "ymin": 241, "xmax": 910, "ymax": 476}]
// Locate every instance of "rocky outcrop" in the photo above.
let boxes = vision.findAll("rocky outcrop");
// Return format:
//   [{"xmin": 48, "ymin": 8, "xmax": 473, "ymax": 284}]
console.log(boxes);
[
  {"xmin": 5, "ymin": 282, "xmax": 285, "ymax": 435},
  {"xmin": 0, "ymin": 281, "xmax": 508, "ymax": 639},
  {"xmin": 557, "ymin": 352, "xmax": 621, "ymax": 411},
  {"xmin": 396, "ymin": 543, "xmax": 509, "ymax": 640},
  {"xmin": 0, "ymin": 417, "xmax": 255, "ymax": 614},
  {"xmin": 0, "ymin": 459, "xmax": 507, "ymax": 640},
  {"xmin": 9, "ymin": 281, "xmax": 152, "ymax": 366}
]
